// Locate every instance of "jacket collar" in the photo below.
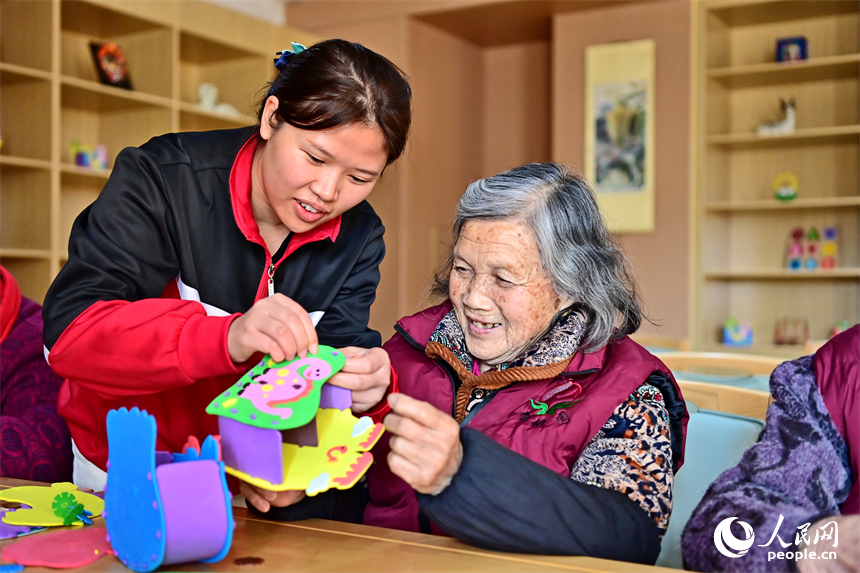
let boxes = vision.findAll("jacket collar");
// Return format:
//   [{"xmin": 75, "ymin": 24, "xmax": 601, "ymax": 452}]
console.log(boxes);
[
  {"xmin": 229, "ymin": 134, "xmax": 341, "ymax": 260},
  {"xmin": 398, "ymin": 301, "xmax": 603, "ymax": 375}
]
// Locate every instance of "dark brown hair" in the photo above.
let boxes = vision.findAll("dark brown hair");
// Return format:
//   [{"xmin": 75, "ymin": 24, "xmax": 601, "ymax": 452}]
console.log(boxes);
[{"xmin": 258, "ymin": 39, "xmax": 411, "ymax": 165}]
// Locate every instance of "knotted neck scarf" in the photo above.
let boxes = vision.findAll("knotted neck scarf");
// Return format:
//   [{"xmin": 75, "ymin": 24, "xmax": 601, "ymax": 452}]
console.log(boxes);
[{"xmin": 425, "ymin": 306, "xmax": 588, "ymax": 422}]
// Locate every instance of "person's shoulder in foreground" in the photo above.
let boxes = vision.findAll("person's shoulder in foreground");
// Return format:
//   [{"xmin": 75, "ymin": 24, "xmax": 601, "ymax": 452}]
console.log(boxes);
[{"xmin": 682, "ymin": 325, "xmax": 859, "ymax": 573}]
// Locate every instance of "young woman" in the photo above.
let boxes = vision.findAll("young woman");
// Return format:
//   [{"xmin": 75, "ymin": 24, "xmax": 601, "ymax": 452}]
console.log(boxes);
[{"xmin": 42, "ymin": 40, "xmax": 411, "ymax": 499}]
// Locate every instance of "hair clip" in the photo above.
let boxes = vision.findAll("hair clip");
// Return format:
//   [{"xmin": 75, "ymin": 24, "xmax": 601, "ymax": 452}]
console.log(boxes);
[{"xmin": 274, "ymin": 42, "xmax": 307, "ymax": 71}]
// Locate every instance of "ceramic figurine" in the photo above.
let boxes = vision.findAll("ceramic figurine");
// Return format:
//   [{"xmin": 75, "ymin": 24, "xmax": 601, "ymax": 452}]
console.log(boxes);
[{"xmin": 757, "ymin": 97, "xmax": 796, "ymax": 136}]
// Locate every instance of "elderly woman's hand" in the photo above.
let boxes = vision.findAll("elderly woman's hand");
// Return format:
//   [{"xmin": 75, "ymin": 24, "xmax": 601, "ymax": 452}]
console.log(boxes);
[
  {"xmin": 239, "ymin": 481, "xmax": 305, "ymax": 513},
  {"xmin": 328, "ymin": 346, "xmax": 391, "ymax": 413},
  {"xmin": 384, "ymin": 393, "xmax": 463, "ymax": 495}
]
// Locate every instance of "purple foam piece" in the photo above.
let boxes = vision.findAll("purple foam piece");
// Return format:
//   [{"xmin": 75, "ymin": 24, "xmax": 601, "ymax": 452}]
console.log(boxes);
[
  {"xmin": 155, "ymin": 452, "xmax": 174, "ymax": 467},
  {"xmin": 0, "ymin": 514, "xmax": 32, "ymax": 540},
  {"xmin": 156, "ymin": 460, "xmax": 229, "ymax": 565},
  {"xmin": 320, "ymin": 384, "xmax": 352, "ymax": 410},
  {"xmin": 219, "ymin": 416, "xmax": 283, "ymax": 484},
  {"xmin": 280, "ymin": 417, "xmax": 318, "ymax": 447}
]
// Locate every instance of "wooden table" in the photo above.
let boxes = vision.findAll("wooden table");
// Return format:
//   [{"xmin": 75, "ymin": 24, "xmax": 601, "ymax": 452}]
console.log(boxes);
[{"xmin": 1, "ymin": 479, "xmax": 672, "ymax": 572}]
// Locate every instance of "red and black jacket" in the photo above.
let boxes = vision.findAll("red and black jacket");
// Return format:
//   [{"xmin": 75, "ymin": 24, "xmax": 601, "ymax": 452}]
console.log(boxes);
[{"xmin": 43, "ymin": 126, "xmax": 388, "ymax": 470}]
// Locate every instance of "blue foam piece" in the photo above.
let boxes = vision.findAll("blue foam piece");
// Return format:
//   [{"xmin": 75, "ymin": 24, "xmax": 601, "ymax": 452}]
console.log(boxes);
[{"xmin": 105, "ymin": 408, "xmax": 166, "ymax": 572}]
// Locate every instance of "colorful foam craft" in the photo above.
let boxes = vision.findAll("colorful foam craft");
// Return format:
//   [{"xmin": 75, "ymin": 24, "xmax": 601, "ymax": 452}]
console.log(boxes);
[
  {"xmin": 103, "ymin": 407, "xmax": 233, "ymax": 572},
  {"xmin": 0, "ymin": 482, "xmax": 102, "ymax": 527},
  {"xmin": 206, "ymin": 346, "xmax": 385, "ymax": 494}
]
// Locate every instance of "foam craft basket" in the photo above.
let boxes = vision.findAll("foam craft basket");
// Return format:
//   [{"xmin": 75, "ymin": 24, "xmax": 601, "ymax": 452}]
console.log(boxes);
[{"xmin": 104, "ymin": 407, "xmax": 233, "ymax": 572}]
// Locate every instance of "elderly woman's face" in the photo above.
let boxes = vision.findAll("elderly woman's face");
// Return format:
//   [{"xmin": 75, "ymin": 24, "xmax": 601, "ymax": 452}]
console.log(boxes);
[{"xmin": 450, "ymin": 220, "xmax": 572, "ymax": 369}]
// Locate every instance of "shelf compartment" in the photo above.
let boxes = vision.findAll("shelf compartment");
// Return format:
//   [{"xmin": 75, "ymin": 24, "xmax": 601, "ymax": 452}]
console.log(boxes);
[
  {"xmin": 179, "ymin": 31, "xmax": 270, "ymax": 119},
  {"xmin": 0, "ymin": 164, "xmax": 51, "ymax": 251},
  {"xmin": 704, "ymin": 209, "xmax": 859, "ymax": 271},
  {"xmin": 0, "ymin": 0, "xmax": 52, "ymax": 71},
  {"xmin": 704, "ymin": 139, "xmax": 858, "ymax": 204},
  {"xmin": 61, "ymin": 79, "xmax": 172, "ymax": 169},
  {"xmin": 707, "ymin": 197, "xmax": 860, "ymax": 212},
  {"xmin": 700, "ymin": 278, "xmax": 859, "ymax": 350},
  {"xmin": 0, "ymin": 69, "xmax": 52, "ymax": 161},
  {"xmin": 705, "ymin": 0, "xmax": 859, "ymax": 69},
  {"xmin": 61, "ymin": 1, "xmax": 173, "ymax": 99},
  {"xmin": 0, "ymin": 258, "xmax": 53, "ymax": 304}
]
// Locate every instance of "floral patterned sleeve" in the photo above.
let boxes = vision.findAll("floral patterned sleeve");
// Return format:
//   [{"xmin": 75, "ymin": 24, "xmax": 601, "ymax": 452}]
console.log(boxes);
[{"xmin": 569, "ymin": 384, "xmax": 674, "ymax": 536}]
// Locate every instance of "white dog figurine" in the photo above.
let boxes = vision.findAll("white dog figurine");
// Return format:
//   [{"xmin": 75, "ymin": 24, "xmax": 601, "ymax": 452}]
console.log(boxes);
[{"xmin": 757, "ymin": 97, "xmax": 796, "ymax": 136}]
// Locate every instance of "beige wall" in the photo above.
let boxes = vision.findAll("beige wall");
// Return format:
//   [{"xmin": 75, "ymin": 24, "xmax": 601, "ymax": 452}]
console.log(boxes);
[
  {"xmin": 482, "ymin": 41, "xmax": 551, "ymax": 176},
  {"xmin": 553, "ymin": 0, "xmax": 691, "ymax": 339},
  {"xmin": 289, "ymin": 0, "xmax": 691, "ymax": 341}
]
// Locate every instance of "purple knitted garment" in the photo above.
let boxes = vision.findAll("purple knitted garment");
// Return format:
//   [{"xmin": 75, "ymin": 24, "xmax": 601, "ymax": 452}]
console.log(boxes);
[
  {"xmin": 681, "ymin": 355, "xmax": 851, "ymax": 572},
  {"xmin": 0, "ymin": 297, "xmax": 73, "ymax": 482}
]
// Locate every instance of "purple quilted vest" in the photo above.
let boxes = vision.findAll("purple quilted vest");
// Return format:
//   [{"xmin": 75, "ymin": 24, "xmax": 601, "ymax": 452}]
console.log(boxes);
[{"xmin": 363, "ymin": 302, "xmax": 687, "ymax": 533}]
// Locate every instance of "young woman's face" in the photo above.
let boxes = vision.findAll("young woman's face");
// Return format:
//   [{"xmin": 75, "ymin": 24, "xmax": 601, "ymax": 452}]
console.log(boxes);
[
  {"xmin": 253, "ymin": 96, "xmax": 388, "ymax": 235},
  {"xmin": 449, "ymin": 219, "xmax": 572, "ymax": 370}
]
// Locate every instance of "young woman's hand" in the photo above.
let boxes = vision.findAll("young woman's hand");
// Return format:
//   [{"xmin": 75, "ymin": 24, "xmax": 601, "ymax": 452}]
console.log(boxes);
[
  {"xmin": 240, "ymin": 481, "xmax": 305, "ymax": 513},
  {"xmin": 227, "ymin": 294, "xmax": 318, "ymax": 363},
  {"xmin": 328, "ymin": 347, "xmax": 391, "ymax": 413},
  {"xmin": 384, "ymin": 393, "xmax": 462, "ymax": 495}
]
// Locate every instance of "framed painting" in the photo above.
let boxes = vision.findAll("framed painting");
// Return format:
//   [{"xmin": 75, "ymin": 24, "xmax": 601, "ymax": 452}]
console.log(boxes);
[{"xmin": 584, "ymin": 39, "xmax": 655, "ymax": 233}]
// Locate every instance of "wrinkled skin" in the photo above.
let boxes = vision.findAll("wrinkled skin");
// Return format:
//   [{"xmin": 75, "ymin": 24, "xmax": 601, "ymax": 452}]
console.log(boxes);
[{"xmin": 449, "ymin": 219, "xmax": 572, "ymax": 371}]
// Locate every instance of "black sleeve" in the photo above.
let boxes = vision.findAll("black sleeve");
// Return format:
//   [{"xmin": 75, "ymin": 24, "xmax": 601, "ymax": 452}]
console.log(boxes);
[
  {"xmin": 43, "ymin": 146, "xmax": 180, "ymax": 348},
  {"xmin": 251, "ymin": 482, "xmax": 368, "ymax": 524},
  {"xmin": 417, "ymin": 428, "xmax": 662, "ymax": 564}
]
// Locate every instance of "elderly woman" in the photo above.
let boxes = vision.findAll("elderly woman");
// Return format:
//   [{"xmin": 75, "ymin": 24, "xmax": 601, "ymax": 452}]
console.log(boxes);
[{"xmin": 261, "ymin": 163, "xmax": 688, "ymax": 563}]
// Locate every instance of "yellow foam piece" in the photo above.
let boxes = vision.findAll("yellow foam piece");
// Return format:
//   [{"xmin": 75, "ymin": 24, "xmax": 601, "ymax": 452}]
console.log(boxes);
[
  {"xmin": 226, "ymin": 408, "xmax": 384, "ymax": 495},
  {"xmin": 0, "ymin": 482, "xmax": 104, "ymax": 527}
]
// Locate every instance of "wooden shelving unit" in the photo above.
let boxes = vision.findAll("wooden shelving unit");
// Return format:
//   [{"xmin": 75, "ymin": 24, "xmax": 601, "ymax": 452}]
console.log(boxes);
[
  {"xmin": 0, "ymin": 0, "xmax": 317, "ymax": 302},
  {"xmin": 691, "ymin": 0, "xmax": 860, "ymax": 358}
]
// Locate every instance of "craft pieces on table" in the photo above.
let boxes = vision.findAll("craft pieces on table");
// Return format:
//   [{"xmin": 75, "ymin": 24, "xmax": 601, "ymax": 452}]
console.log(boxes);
[
  {"xmin": 0, "ymin": 482, "xmax": 102, "ymax": 527},
  {"xmin": 103, "ymin": 407, "xmax": 233, "ymax": 573},
  {"xmin": 0, "ymin": 526, "xmax": 112, "ymax": 568},
  {"xmin": 206, "ymin": 346, "xmax": 385, "ymax": 495}
]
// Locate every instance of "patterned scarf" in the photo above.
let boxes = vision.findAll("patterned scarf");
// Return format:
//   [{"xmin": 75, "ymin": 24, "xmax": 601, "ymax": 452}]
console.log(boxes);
[{"xmin": 426, "ymin": 306, "xmax": 587, "ymax": 422}]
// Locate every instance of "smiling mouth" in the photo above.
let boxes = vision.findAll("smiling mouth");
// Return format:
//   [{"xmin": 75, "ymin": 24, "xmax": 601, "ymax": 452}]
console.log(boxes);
[
  {"xmin": 298, "ymin": 200, "xmax": 322, "ymax": 214},
  {"xmin": 470, "ymin": 320, "xmax": 501, "ymax": 331}
]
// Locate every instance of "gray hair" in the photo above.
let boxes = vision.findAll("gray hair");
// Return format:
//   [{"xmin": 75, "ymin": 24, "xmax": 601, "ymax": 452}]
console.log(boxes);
[{"xmin": 431, "ymin": 162, "xmax": 645, "ymax": 352}]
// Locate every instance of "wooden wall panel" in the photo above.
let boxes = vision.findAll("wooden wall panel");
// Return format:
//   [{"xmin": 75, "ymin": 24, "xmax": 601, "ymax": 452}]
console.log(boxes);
[
  {"xmin": 482, "ymin": 41, "xmax": 551, "ymax": 176},
  {"xmin": 553, "ymin": 0, "xmax": 692, "ymax": 340}
]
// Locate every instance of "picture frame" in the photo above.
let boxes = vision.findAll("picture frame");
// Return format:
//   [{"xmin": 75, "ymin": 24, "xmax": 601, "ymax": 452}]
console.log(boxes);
[
  {"xmin": 89, "ymin": 41, "xmax": 133, "ymax": 90},
  {"xmin": 776, "ymin": 36, "xmax": 808, "ymax": 62},
  {"xmin": 584, "ymin": 39, "xmax": 656, "ymax": 233}
]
